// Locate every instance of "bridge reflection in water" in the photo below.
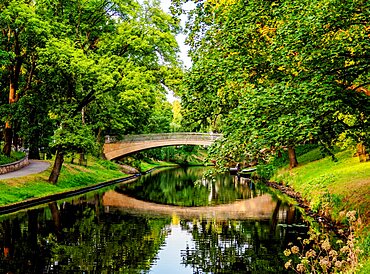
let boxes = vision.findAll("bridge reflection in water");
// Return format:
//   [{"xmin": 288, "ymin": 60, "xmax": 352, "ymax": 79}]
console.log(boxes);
[
  {"xmin": 103, "ymin": 132, "xmax": 222, "ymax": 160},
  {"xmin": 0, "ymin": 167, "xmax": 306, "ymax": 273},
  {"xmin": 103, "ymin": 190, "xmax": 292, "ymax": 221}
]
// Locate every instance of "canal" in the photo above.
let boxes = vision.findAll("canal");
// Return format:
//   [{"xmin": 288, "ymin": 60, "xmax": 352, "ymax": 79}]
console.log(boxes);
[{"xmin": 0, "ymin": 166, "xmax": 307, "ymax": 273}]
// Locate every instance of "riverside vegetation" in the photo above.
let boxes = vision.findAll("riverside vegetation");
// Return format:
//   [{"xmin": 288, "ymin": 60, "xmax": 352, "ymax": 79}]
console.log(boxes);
[
  {"xmin": 264, "ymin": 146, "xmax": 370, "ymax": 273},
  {"xmin": 1, "ymin": 0, "xmax": 370, "ymax": 273},
  {"xmin": 283, "ymin": 211, "xmax": 363, "ymax": 273},
  {"xmin": 0, "ymin": 146, "xmax": 208, "ymax": 207},
  {"xmin": 0, "ymin": 155, "xmax": 175, "ymax": 207}
]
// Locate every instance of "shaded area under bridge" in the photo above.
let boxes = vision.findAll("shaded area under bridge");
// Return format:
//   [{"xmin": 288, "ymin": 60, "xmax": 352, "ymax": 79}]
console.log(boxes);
[{"xmin": 103, "ymin": 132, "xmax": 222, "ymax": 160}]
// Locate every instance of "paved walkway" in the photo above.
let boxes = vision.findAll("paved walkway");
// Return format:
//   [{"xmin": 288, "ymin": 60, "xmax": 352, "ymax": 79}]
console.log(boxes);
[{"xmin": 0, "ymin": 160, "xmax": 51, "ymax": 180}]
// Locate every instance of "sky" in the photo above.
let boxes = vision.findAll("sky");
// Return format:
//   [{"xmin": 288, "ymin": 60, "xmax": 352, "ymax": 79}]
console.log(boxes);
[
  {"xmin": 159, "ymin": 0, "xmax": 194, "ymax": 69},
  {"xmin": 159, "ymin": 0, "xmax": 195, "ymax": 102}
]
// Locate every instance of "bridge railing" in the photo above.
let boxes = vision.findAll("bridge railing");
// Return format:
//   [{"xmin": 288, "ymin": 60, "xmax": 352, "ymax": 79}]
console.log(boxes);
[{"xmin": 104, "ymin": 132, "xmax": 223, "ymax": 143}]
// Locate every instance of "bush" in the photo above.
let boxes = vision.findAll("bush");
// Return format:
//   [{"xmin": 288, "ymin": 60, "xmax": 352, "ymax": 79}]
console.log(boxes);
[
  {"xmin": 284, "ymin": 211, "xmax": 363, "ymax": 273},
  {"xmin": 0, "ymin": 151, "xmax": 26, "ymax": 165},
  {"xmin": 97, "ymin": 159, "xmax": 119, "ymax": 171},
  {"xmin": 256, "ymin": 164, "xmax": 276, "ymax": 180}
]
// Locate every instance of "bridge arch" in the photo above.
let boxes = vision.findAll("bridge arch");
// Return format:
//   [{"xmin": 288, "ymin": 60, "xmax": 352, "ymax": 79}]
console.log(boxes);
[{"xmin": 103, "ymin": 133, "xmax": 222, "ymax": 160}]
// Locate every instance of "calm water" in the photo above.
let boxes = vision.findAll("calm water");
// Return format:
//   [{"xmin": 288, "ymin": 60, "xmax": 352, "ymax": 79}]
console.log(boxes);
[{"xmin": 0, "ymin": 167, "xmax": 307, "ymax": 273}]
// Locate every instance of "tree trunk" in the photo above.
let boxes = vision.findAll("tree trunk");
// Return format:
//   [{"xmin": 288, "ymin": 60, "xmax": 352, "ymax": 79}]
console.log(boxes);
[
  {"xmin": 3, "ymin": 124, "xmax": 12, "ymax": 157},
  {"xmin": 49, "ymin": 202, "xmax": 62, "ymax": 241},
  {"xmin": 79, "ymin": 152, "xmax": 85, "ymax": 166},
  {"xmin": 4, "ymin": 32, "xmax": 22, "ymax": 157},
  {"xmin": 28, "ymin": 144, "xmax": 40, "ymax": 160},
  {"xmin": 288, "ymin": 146, "xmax": 298, "ymax": 169},
  {"xmin": 357, "ymin": 143, "xmax": 369, "ymax": 162},
  {"xmin": 97, "ymin": 127, "xmax": 102, "ymax": 143},
  {"xmin": 12, "ymin": 128, "xmax": 18, "ymax": 151},
  {"xmin": 48, "ymin": 148, "xmax": 64, "ymax": 184}
]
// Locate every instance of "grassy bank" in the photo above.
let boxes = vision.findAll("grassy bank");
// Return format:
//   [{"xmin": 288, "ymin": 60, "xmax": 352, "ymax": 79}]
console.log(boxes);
[
  {"xmin": 271, "ymin": 147, "xmax": 370, "ymax": 273},
  {"xmin": 0, "ymin": 156, "xmax": 177, "ymax": 207},
  {"xmin": 0, "ymin": 151, "xmax": 26, "ymax": 165},
  {"xmin": 138, "ymin": 159, "xmax": 179, "ymax": 172}
]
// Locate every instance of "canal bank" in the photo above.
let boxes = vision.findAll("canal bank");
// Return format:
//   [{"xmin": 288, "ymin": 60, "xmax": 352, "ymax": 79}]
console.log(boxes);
[
  {"xmin": 0, "ymin": 156, "xmax": 177, "ymax": 209},
  {"xmin": 0, "ymin": 165, "xmax": 307, "ymax": 273},
  {"xmin": 0, "ymin": 149, "xmax": 368, "ymax": 272},
  {"xmin": 269, "ymin": 148, "xmax": 370, "ymax": 273}
]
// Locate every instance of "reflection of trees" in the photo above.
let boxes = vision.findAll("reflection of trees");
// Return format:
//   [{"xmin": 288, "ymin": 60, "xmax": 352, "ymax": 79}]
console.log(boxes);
[
  {"xmin": 0, "ymin": 209, "xmax": 50, "ymax": 274},
  {"xmin": 0, "ymin": 195, "xmax": 170, "ymax": 273},
  {"xmin": 50, "ymin": 206, "xmax": 170, "ymax": 273},
  {"xmin": 0, "ymin": 168, "xmax": 307, "ymax": 273},
  {"xmin": 180, "ymin": 219, "xmax": 290, "ymax": 273},
  {"xmin": 118, "ymin": 167, "xmax": 266, "ymax": 206}
]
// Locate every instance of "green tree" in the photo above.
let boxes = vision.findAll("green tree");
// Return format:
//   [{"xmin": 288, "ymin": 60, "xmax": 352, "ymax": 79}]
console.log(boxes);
[
  {"xmin": 1, "ymin": 0, "xmax": 181, "ymax": 182},
  {"xmin": 0, "ymin": 0, "xmax": 50, "ymax": 156},
  {"xmin": 175, "ymin": 0, "xmax": 370, "ymax": 168}
]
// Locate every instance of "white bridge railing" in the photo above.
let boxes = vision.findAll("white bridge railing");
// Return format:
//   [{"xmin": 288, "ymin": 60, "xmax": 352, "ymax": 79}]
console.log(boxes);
[{"xmin": 105, "ymin": 132, "xmax": 223, "ymax": 144}]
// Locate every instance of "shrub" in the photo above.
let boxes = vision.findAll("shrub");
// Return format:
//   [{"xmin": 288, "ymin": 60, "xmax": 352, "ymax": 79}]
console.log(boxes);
[{"xmin": 284, "ymin": 211, "xmax": 363, "ymax": 273}]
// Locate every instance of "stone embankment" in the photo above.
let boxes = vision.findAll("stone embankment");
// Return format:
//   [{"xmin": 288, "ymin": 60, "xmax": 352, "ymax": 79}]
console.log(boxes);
[{"xmin": 0, "ymin": 155, "xmax": 29, "ymax": 175}]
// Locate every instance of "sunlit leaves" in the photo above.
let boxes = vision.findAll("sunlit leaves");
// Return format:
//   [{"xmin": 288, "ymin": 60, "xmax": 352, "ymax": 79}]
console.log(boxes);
[{"xmin": 178, "ymin": 0, "xmax": 370, "ymax": 165}]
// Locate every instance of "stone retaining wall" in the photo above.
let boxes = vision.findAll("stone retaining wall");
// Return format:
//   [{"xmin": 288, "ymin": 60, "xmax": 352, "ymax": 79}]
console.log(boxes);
[{"xmin": 0, "ymin": 155, "xmax": 29, "ymax": 175}]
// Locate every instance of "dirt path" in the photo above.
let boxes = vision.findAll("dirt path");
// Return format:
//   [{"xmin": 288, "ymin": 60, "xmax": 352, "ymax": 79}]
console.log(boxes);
[{"xmin": 0, "ymin": 160, "xmax": 50, "ymax": 180}]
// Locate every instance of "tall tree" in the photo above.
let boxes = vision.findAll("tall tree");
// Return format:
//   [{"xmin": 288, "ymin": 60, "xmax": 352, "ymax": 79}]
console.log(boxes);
[
  {"xmin": 38, "ymin": 0, "xmax": 181, "ymax": 183},
  {"xmin": 175, "ymin": 0, "xmax": 370, "ymax": 168},
  {"xmin": 0, "ymin": 0, "xmax": 50, "ymax": 156}
]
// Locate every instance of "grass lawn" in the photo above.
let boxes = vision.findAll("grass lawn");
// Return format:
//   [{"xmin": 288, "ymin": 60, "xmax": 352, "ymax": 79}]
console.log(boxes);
[
  {"xmin": 0, "ymin": 151, "xmax": 26, "ymax": 165},
  {"xmin": 272, "ymin": 147, "xmax": 370, "ymax": 273},
  {"xmin": 138, "ymin": 159, "xmax": 178, "ymax": 171},
  {"xmin": 273, "ymin": 149, "xmax": 370, "ymax": 222},
  {"xmin": 0, "ymin": 157, "xmax": 127, "ymax": 206},
  {"xmin": 0, "ymin": 156, "xmax": 178, "ymax": 207}
]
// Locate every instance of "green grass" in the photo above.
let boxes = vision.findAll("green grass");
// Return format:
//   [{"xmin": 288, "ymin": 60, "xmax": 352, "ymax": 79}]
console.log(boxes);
[
  {"xmin": 0, "ymin": 156, "xmax": 181, "ymax": 207},
  {"xmin": 272, "ymin": 147, "xmax": 370, "ymax": 273},
  {"xmin": 0, "ymin": 157, "xmax": 127, "ymax": 206},
  {"xmin": 273, "ymin": 149, "xmax": 370, "ymax": 219},
  {"xmin": 138, "ymin": 159, "xmax": 178, "ymax": 172},
  {"xmin": 0, "ymin": 151, "xmax": 26, "ymax": 165}
]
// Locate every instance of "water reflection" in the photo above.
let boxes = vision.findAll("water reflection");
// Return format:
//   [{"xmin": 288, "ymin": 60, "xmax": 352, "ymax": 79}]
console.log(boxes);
[
  {"xmin": 118, "ymin": 166, "xmax": 263, "ymax": 206},
  {"xmin": 0, "ymin": 197, "xmax": 171, "ymax": 274},
  {"xmin": 0, "ymin": 167, "xmax": 307, "ymax": 273}
]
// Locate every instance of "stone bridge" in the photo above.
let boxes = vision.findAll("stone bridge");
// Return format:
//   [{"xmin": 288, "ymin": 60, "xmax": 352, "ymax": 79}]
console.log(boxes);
[{"xmin": 103, "ymin": 132, "xmax": 222, "ymax": 160}]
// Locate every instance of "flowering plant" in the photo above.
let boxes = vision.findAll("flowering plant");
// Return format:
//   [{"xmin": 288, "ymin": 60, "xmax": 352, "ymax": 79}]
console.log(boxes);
[{"xmin": 284, "ymin": 211, "xmax": 362, "ymax": 273}]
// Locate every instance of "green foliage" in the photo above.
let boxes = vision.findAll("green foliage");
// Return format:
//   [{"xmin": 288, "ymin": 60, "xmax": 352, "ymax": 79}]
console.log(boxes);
[
  {"xmin": 176, "ymin": 0, "xmax": 370, "ymax": 166},
  {"xmin": 0, "ymin": 151, "xmax": 26, "ymax": 165},
  {"xmin": 256, "ymin": 164, "xmax": 276, "ymax": 181},
  {"xmin": 51, "ymin": 119, "xmax": 96, "ymax": 154},
  {"xmin": 1, "ymin": 0, "xmax": 182, "ymax": 170}
]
